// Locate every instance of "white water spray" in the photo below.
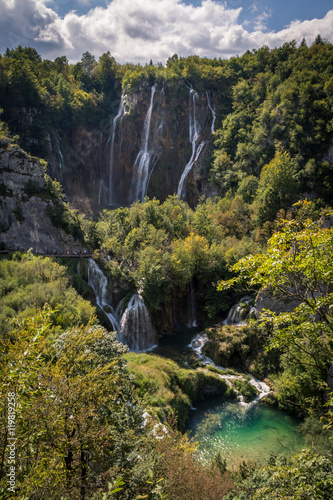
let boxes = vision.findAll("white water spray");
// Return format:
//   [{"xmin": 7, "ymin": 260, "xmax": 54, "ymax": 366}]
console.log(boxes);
[
  {"xmin": 87, "ymin": 259, "xmax": 119, "ymax": 331},
  {"xmin": 132, "ymin": 84, "xmax": 158, "ymax": 202},
  {"xmin": 56, "ymin": 135, "xmax": 64, "ymax": 171},
  {"xmin": 206, "ymin": 91, "xmax": 216, "ymax": 133},
  {"xmin": 224, "ymin": 296, "xmax": 257, "ymax": 325},
  {"xmin": 119, "ymin": 294, "xmax": 157, "ymax": 352},
  {"xmin": 98, "ymin": 179, "xmax": 107, "ymax": 206},
  {"xmin": 177, "ymin": 89, "xmax": 205, "ymax": 198},
  {"xmin": 108, "ymin": 98, "xmax": 124, "ymax": 205},
  {"xmin": 189, "ymin": 332, "xmax": 271, "ymax": 406},
  {"xmin": 187, "ymin": 280, "xmax": 198, "ymax": 328}
]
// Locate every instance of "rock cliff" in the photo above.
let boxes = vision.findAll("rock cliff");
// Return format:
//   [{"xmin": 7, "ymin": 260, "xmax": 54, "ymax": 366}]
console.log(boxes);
[
  {"xmin": 42, "ymin": 81, "xmax": 217, "ymax": 210},
  {"xmin": 0, "ymin": 138, "xmax": 82, "ymax": 251}
]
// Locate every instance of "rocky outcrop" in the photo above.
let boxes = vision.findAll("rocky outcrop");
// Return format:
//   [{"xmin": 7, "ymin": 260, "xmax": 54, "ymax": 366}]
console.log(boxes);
[
  {"xmin": 255, "ymin": 289, "xmax": 302, "ymax": 314},
  {"xmin": 0, "ymin": 138, "xmax": 82, "ymax": 251}
]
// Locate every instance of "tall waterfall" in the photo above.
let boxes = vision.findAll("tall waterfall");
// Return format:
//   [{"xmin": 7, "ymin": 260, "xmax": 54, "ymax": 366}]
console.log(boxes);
[
  {"xmin": 108, "ymin": 98, "xmax": 124, "ymax": 205},
  {"xmin": 177, "ymin": 89, "xmax": 206, "ymax": 198},
  {"xmin": 87, "ymin": 259, "xmax": 119, "ymax": 331},
  {"xmin": 131, "ymin": 84, "xmax": 159, "ymax": 202},
  {"xmin": 206, "ymin": 91, "xmax": 216, "ymax": 133},
  {"xmin": 187, "ymin": 280, "xmax": 198, "ymax": 328},
  {"xmin": 119, "ymin": 293, "xmax": 157, "ymax": 352}
]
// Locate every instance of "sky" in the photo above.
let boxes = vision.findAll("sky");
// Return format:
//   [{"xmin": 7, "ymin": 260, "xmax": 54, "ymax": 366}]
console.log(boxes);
[{"xmin": 0, "ymin": 0, "xmax": 332, "ymax": 64}]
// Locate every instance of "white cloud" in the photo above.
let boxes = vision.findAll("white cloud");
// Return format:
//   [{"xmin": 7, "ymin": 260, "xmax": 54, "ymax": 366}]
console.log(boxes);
[
  {"xmin": 253, "ymin": 10, "xmax": 271, "ymax": 31},
  {"xmin": 0, "ymin": 0, "xmax": 332, "ymax": 63}
]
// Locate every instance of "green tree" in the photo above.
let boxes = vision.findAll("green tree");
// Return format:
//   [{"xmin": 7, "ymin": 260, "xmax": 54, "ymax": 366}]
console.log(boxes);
[
  {"xmin": 254, "ymin": 149, "xmax": 299, "ymax": 224},
  {"xmin": 219, "ymin": 217, "xmax": 333, "ymax": 412},
  {"xmin": 0, "ymin": 313, "xmax": 149, "ymax": 499}
]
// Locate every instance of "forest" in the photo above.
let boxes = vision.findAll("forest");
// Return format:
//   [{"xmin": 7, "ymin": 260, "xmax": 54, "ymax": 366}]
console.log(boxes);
[{"xmin": 0, "ymin": 37, "xmax": 333, "ymax": 499}]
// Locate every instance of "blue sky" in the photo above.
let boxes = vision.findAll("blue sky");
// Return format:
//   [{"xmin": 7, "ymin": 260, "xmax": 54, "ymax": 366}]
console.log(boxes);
[{"xmin": 1, "ymin": 0, "xmax": 332, "ymax": 63}]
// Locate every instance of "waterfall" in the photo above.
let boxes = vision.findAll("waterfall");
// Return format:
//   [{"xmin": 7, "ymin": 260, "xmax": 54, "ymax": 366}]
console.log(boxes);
[
  {"xmin": 98, "ymin": 179, "xmax": 107, "ymax": 206},
  {"xmin": 87, "ymin": 259, "xmax": 119, "ymax": 331},
  {"xmin": 88, "ymin": 260, "xmax": 157, "ymax": 352},
  {"xmin": 108, "ymin": 98, "xmax": 124, "ymax": 205},
  {"xmin": 56, "ymin": 136, "xmax": 64, "ymax": 171},
  {"xmin": 119, "ymin": 293, "xmax": 157, "ymax": 352},
  {"xmin": 206, "ymin": 91, "xmax": 216, "ymax": 133},
  {"xmin": 132, "ymin": 84, "xmax": 158, "ymax": 202},
  {"xmin": 224, "ymin": 296, "xmax": 257, "ymax": 325},
  {"xmin": 187, "ymin": 280, "xmax": 197, "ymax": 328},
  {"xmin": 177, "ymin": 88, "xmax": 205, "ymax": 198},
  {"xmin": 189, "ymin": 333, "xmax": 216, "ymax": 366}
]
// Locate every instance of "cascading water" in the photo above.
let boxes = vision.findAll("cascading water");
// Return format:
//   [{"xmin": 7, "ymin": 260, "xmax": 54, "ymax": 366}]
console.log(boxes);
[
  {"xmin": 56, "ymin": 135, "xmax": 64, "ymax": 171},
  {"xmin": 145, "ymin": 84, "xmax": 165, "ymax": 196},
  {"xmin": 108, "ymin": 98, "xmax": 125, "ymax": 205},
  {"xmin": 187, "ymin": 280, "xmax": 198, "ymax": 328},
  {"xmin": 87, "ymin": 259, "xmax": 119, "ymax": 331},
  {"xmin": 131, "ymin": 84, "xmax": 159, "ymax": 202},
  {"xmin": 119, "ymin": 294, "xmax": 157, "ymax": 352},
  {"xmin": 98, "ymin": 179, "xmax": 107, "ymax": 206},
  {"xmin": 88, "ymin": 260, "xmax": 157, "ymax": 352},
  {"xmin": 55, "ymin": 135, "xmax": 65, "ymax": 183},
  {"xmin": 188, "ymin": 332, "xmax": 270, "ymax": 402},
  {"xmin": 177, "ymin": 88, "xmax": 206, "ymax": 198},
  {"xmin": 206, "ymin": 91, "xmax": 216, "ymax": 133},
  {"xmin": 224, "ymin": 296, "xmax": 257, "ymax": 325}
]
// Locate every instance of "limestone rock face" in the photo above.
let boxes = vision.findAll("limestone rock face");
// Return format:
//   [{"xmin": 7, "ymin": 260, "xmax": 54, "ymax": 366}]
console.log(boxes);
[
  {"xmin": 0, "ymin": 138, "xmax": 81, "ymax": 252},
  {"xmin": 255, "ymin": 289, "xmax": 301, "ymax": 314}
]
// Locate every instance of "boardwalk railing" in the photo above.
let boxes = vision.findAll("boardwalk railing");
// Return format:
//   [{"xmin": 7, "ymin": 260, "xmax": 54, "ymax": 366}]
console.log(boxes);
[{"xmin": 0, "ymin": 249, "xmax": 93, "ymax": 258}]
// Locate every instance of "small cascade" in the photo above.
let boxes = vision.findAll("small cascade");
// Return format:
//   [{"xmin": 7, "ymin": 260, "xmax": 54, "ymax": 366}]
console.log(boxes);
[
  {"xmin": 108, "ymin": 98, "xmax": 124, "ymax": 205},
  {"xmin": 206, "ymin": 91, "xmax": 216, "ymax": 133},
  {"xmin": 87, "ymin": 259, "xmax": 119, "ymax": 331},
  {"xmin": 132, "ymin": 84, "xmax": 159, "ymax": 202},
  {"xmin": 177, "ymin": 88, "xmax": 205, "ymax": 198},
  {"xmin": 187, "ymin": 280, "xmax": 198, "ymax": 328},
  {"xmin": 189, "ymin": 332, "xmax": 271, "ymax": 406},
  {"xmin": 224, "ymin": 296, "xmax": 257, "ymax": 325},
  {"xmin": 189, "ymin": 333, "xmax": 216, "ymax": 366},
  {"xmin": 55, "ymin": 135, "xmax": 65, "ymax": 183},
  {"xmin": 98, "ymin": 179, "xmax": 107, "ymax": 206},
  {"xmin": 56, "ymin": 135, "xmax": 64, "ymax": 171},
  {"xmin": 119, "ymin": 294, "xmax": 157, "ymax": 352},
  {"xmin": 249, "ymin": 375, "xmax": 271, "ymax": 401}
]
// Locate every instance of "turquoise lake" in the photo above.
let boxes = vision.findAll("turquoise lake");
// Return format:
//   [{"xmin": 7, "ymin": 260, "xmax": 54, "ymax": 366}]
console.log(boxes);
[{"xmin": 188, "ymin": 398, "xmax": 305, "ymax": 469}]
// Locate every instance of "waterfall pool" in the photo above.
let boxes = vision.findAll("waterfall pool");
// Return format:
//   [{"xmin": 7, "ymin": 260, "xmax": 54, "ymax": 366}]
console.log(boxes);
[
  {"xmin": 188, "ymin": 397, "xmax": 305, "ymax": 469},
  {"xmin": 154, "ymin": 330, "xmax": 305, "ymax": 469}
]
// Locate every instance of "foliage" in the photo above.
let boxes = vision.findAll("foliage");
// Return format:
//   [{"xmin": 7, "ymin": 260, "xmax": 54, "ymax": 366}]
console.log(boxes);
[
  {"xmin": 218, "ymin": 218, "xmax": 333, "ymax": 413},
  {"xmin": 125, "ymin": 352, "xmax": 235, "ymax": 431},
  {"xmin": 0, "ymin": 253, "xmax": 95, "ymax": 335},
  {"xmin": 211, "ymin": 40, "xmax": 333, "ymax": 212},
  {"xmin": 225, "ymin": 450, "xmax": 333, "ymax": 499},
  {"xmin": 254, "ymin": 148, "xmax": 300, "ymax": 224},
  {"xmin": 96, "ymin": 195, "xmax": 258, "ymax": 325},
  {"xmin": 45, "ymin": 175, "xmax": 85, "ymax": 242},
  {"xmin": 0, "ymin": 311, "xmax": 157, "ymax": 499}
]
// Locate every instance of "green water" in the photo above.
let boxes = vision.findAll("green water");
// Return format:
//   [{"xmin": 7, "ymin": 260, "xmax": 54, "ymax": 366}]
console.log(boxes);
[{"xmin": 189, "ymin": 399, "xmax": 305, "ymax": 469}]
